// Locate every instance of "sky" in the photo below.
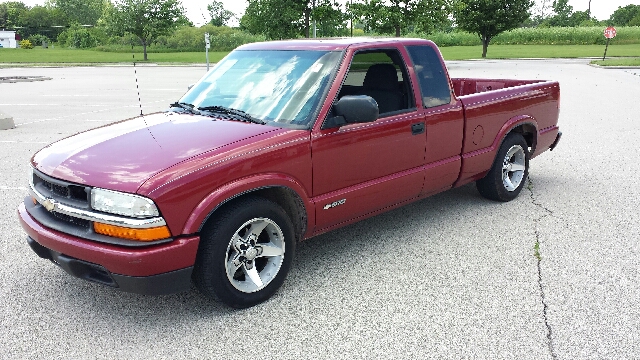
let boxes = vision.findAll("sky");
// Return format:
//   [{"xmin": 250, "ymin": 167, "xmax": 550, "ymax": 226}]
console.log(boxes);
[{"xmin": 19, "ymin": 0, "xmax": 640, "ymax": 26}]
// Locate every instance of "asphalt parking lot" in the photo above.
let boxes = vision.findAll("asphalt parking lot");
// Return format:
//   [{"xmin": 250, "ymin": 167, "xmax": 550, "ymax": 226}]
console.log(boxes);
[{"xmin": 1, "ymin": 59, "xmax": 639, "ymax": 359}]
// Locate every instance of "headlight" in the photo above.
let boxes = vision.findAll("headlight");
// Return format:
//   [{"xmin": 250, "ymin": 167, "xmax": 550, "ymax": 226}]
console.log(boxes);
[{"xmin": 91, "ymin": 188, "xmax": 160, "ymax": 218}]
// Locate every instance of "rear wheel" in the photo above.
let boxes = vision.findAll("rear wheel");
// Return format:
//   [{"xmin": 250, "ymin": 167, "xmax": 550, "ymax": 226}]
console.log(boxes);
[
  {"xmin": 477, "ymin": 133, "xmax": 529, "ymax": 202},
  {"xmin": 193, "ymin": 197, "xmax": 295, "ymax": 308}
]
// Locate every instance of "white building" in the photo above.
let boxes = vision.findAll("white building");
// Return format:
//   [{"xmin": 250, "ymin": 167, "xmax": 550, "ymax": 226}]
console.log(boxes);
[{"xmin": 0, "ymin": 30, "xmax": 18, "ymax": 48}]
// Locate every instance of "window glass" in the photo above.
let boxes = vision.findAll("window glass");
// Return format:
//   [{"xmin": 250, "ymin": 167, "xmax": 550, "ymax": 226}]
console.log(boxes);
[
  {"xmin": 406, "ymin": 45, "xmax": 451, "ymax": 108},
  {"xmin": 180, "ymin": 50, "xmax": 342, "ymax": 128},
  {"xmin": 338, "ymin": 50, "xmax": 413, "ymax": 116}
]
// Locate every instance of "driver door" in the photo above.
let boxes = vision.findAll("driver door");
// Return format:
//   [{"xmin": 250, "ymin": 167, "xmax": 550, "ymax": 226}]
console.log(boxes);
[{"xmin": 311, "ymin": 48, "xmax": 426, "ymax": 232}]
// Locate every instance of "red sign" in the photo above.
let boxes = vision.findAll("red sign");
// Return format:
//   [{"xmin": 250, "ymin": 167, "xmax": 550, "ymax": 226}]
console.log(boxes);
[{"xmin": 604, "ymin": 27, "xmax": 617, "ymax": 39}]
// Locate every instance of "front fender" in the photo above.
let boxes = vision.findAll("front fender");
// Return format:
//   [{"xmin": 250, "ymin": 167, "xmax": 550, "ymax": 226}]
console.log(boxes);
[{"xmin": 181, "ymin": 173, "xmax": 314, "ymax": 236}]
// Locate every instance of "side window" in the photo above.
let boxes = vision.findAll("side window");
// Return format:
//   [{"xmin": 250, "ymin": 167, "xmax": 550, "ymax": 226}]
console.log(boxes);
[
  {"xmin": 406, "ymin": 45, "xmax": 452, "ymax": 108},
  {"xmin": 338, "ymin": 49, "xmax": 414, "ymax": 116}
]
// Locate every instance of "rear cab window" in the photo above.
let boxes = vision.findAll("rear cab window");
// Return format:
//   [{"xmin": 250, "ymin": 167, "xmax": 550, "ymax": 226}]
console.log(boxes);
[{"xmin": 406, "ymin": 45, "xmax": 452, "ymax": 108}]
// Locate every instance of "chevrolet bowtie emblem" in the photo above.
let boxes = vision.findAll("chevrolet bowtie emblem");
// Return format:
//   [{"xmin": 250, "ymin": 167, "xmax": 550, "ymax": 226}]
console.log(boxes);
[{"xmin": 42, "ymin": 198, "xmax": 56, "ymax": 212}]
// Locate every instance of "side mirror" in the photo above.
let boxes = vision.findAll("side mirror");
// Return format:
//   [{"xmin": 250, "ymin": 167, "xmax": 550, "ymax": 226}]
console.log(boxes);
[
  {"xmin": 187, "ymin": 84, "xmax": 194, "ymax": 90},
  {"xmin": 324, "ymin": 95, "xmax": 379, "ymax": 129}
]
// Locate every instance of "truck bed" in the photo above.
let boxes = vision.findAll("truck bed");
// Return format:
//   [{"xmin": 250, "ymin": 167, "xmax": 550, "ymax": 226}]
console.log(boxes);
[
  {"xmin": 449, "ymin": 78, "xmax": 561, "ymax": 186},
  {"xmin": 451, "ymin": 78, "xmax": 548, "ymax": 97}
]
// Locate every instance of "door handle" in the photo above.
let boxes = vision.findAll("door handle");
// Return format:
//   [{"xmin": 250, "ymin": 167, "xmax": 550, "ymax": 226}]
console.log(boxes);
[{"xmin": 411, "ymin": 122, "xmax": 425, "ymax": 135}]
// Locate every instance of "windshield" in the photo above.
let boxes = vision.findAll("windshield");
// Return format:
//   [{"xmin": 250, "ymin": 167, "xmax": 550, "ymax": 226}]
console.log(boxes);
[{"xmin": 179, "ymin": 50, "xmax": 343, "ymax": 129}]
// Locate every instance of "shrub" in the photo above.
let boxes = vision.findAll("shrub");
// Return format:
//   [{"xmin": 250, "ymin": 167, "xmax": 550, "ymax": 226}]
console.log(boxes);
[
  {"xmin": 19, "ymin": 39, "xmax": 34, "ymax": 49},
  {"xmin": 154, "ymin": 25, "xmax": 265, "ymax": 52},
  {"xmin": 57, "ymin": 26, "xmax": 101, "ymax": 48},
  {"xmin": 415, "ymin": 26, "xmax": 640, "ymax": 47},
  {"xmin": 28, "ymin": 34, "xmax": 50, "ymax": 46},
  {"xmin": 97, "ymin": 26, "xmax": 263, "ymax": 53}
]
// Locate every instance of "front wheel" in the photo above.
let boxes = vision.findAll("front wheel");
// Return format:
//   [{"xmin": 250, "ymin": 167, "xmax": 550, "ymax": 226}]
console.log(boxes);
[
  {"xmin": 477, "ymin": 133, "xmax": 530, "ymax": 202},
  {"xmin": 193, "ymin": 197, "xmax": 296, "ymax": 308}
]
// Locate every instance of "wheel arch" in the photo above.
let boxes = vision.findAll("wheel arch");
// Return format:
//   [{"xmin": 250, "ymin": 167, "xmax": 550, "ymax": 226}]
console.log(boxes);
[
  {"xmin": 508, "ymin": 122, "xmax": 537, "ymax": 155},
  {"xmin": 494, "ymin": 115, "xmax": 538, "ymax": 153},
  {"xmin": 182, "ymin": 175, "xmax": 312, "ymax": 242},
  {"xmin": 455, "ymin": 115, "xmax": 538, "ymax": 188}
]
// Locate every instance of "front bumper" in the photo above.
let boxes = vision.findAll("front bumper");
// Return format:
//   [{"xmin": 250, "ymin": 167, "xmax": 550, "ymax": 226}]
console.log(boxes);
[
  {"xmin": 18, "ymin": 203, "xmax": 200, "ymax": 295},
  {"xmin": 27, "ymin": 236, "xmax": 193, "ymax": 295}
]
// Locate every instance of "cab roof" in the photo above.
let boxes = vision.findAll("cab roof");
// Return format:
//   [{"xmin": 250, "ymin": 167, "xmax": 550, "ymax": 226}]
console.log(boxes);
[{"xmin": 236, "ymin": 37, "xmax": 434, "ymax": 51}]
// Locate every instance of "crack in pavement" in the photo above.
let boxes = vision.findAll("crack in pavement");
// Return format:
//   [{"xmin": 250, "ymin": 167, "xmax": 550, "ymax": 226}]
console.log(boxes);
[{"xmin": 527, "ymin": 176, "xmax": 558, "ymax": 360}]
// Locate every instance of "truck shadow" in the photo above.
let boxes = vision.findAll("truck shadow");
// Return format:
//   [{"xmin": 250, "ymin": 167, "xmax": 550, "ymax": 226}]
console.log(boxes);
[{"xmin": 47, "ymin": 178, "xmax": 557, "ymax": 322}]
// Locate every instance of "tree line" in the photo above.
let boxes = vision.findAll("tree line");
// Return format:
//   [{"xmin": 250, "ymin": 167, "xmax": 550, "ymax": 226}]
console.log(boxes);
[{"xmin": 1, "ymin": 0, "xmax": 639, "ymax": 58}]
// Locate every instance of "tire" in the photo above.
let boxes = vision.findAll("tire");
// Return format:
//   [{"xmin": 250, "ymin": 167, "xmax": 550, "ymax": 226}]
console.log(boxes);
[
  {"xmin": 476, "ymin": 133, "xmax": 529, "ymax": 202},
  {"xmin": 193, "ymin": 197, "xmax": 296, "ymax": 308}
]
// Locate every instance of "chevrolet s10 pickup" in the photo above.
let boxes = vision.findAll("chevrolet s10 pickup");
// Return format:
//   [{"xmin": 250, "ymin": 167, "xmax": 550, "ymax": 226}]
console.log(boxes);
[{"xmin": 18, "ymin": 38, "xmax": 561, "ymax": 308}]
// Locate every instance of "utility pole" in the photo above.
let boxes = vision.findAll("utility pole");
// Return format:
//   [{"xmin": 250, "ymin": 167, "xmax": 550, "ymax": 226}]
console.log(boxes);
[
  {"xmin": 312, "ymin": 0, "xmax": 317, "ymax": 38},
  {"xmin": 350, "ymin": 0, "xmax": 353, "ymax": 37}
]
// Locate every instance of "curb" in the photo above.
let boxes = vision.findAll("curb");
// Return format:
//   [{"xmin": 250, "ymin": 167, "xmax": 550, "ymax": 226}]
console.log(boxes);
[
  {"xmin": 0, "ymin": 111, "xmax": 15, "ymax": 130},
  {"xmin": 588, "ymin": 64, "xmax": 640, "ymax": 69}
]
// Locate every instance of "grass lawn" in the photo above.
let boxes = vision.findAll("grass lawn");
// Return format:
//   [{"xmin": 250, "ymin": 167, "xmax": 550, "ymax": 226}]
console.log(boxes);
[
  {"xmin": 590, "ymin": 57, "xmax": 640, "ymax": 66},
  {"xmin": 439, "ymin": 44, "xmax": 640, "ymax": 60},
  {"xmin": 0, "ymin": 48, "xmax": 227, "ymax": 64},
  {"xmin": 2, "ymin": 44, "xmax": 640, "ymax": 64}
]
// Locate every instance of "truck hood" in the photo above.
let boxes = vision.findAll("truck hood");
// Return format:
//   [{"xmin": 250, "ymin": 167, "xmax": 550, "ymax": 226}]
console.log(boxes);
[{"xmin": 32, "ymin": 112, "xmax": 280, "ymax": 193}]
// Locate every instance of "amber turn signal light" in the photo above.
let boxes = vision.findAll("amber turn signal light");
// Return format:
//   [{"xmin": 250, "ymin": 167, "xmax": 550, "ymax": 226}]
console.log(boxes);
[{"xmin": 93, "ymin": 223, "xmax": 171, "ymax": 241}]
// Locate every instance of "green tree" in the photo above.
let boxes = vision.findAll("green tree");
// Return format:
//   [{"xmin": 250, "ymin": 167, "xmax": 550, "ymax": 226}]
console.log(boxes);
[
  {"xmin": 540, "ymin": 0, "xmax": 595, "ymax": 27},
  {"xmin": 551, "ymin": 0, "xmax": 571, "ymax": 18},
  {"xmin": 241, "ymin": 0, "xmax": 303, "ymax": 39},
  {"xmin": 609, "ymin": 4, "xmax": 640, "ymax": 26},
  {"xmin": 241, "ymin": 0, "xmax": 346, "ymax": 39},
  {"xmin": 207, "ymin": 0, "xmax": 234, "ymax": 26},
  {"xmin": 312, "ymin": 0, "xmax": 348, "ymax": 37},
  {"xmin": 350, "ymin": 0, "xmax": 450, "ymax": 37},
  {"xmin": 57, "ymin": 23, "xmax": 100, "ymax": 48},
  {"xmin": 568, "ymin": 10, "xmax": 593, "ymax": 26},
  {"xmin": 528, "ymin": 0, "xmax": 552, "ymax": 25},
  {"xmin": 17, "ymin": 5, "xmax": 68, "ymax": 38},
  {"xmin": 543, "ymin": 0, "xmax": 571, "ymax": 26},
  {"xmin": 0, "ymin": 3, "xmax": 9, "ymax": 28},
  {"xmin": 454, "ymin": 0, "xmax": 533, "ymax": 58},
  {"xmin": 106, "ymin": 0, "xmax": 185, "ymax": 60},
  {"xmin": 0, "ymin": 1, "xmax": 29, "ymax": 29},
  {"xmin": 54, "ymin": 0, "xmax": 106, "ymax": 25}
]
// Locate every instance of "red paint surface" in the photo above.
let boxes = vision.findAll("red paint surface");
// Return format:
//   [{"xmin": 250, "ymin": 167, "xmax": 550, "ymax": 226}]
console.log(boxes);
[{"xmin": 32, "ymin": 112, "xmax": 279, "ymax": 193}]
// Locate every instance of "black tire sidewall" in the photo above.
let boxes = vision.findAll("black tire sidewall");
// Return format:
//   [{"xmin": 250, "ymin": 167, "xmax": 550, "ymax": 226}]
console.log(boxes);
[
  {"xmin": 193, "ymin": 197, "xmax": 296, "ymax": 308},
  {"xmin": 477, "ymin": 133, "xmax": 530, "ymax": 202}
]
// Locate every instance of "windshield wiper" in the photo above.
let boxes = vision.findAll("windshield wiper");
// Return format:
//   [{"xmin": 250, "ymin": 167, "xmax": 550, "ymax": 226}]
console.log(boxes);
[
  {"xmin": 170, "ymin": 102, "xmax": 201, "ymax": 115},
  {"xmin": 198, "ymin": 105, "xmax": 266, "ymax": 125}
]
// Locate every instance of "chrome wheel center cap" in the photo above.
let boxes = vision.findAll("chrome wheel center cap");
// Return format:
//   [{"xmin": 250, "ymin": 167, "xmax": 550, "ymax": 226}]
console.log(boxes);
[{"xmin": 245, "ymin": 247, "xmax": 258, "ymax": 261}]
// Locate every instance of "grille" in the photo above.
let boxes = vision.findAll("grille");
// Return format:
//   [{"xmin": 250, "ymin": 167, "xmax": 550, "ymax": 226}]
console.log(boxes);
[
  {"xmin": 33, "ymin": 170, "xmax": 89, "ymax": 204},
  {"xmin": 52, "ymin": 211, "xmax": 91, "ymax": 229},
  {"xmin": 31, "ymin": 169, "xmax": 92, "ymax": 231},
  {"xmin": 50, "ymin": 183, "xmax": 69, "ymax": 197}
]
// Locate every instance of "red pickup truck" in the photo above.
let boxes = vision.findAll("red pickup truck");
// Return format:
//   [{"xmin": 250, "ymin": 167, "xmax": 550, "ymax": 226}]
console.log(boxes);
[{"xmin": 18, "ymin": 38, "xmax": 561, "ymax": 308}]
